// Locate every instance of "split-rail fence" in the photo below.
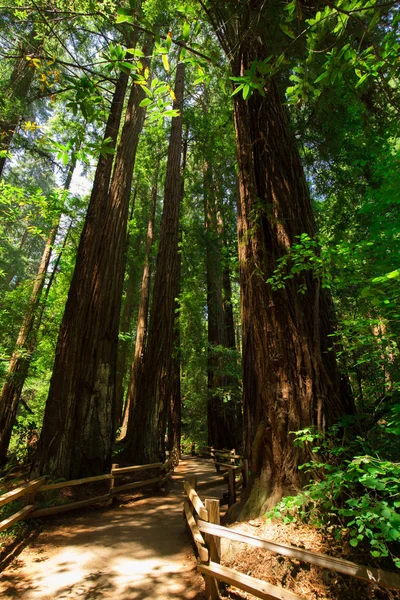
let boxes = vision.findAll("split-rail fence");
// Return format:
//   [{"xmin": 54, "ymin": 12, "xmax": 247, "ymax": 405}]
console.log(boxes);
[
  {"xmin": 0, "ymin": 456, "xmax": 174, "ymax": 533},
  {"xmin": 183, "ymin": 477, "xmax": 400, "ymax": 600}
]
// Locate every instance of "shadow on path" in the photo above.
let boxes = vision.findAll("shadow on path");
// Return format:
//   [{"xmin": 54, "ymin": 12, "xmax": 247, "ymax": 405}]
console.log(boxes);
[{"xmin": 0, "ymin": 457, "xmax": 225, "ymax": 600}]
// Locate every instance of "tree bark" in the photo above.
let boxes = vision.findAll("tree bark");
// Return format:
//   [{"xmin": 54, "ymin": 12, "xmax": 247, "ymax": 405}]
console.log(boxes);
[
  {"xmin": 32, "ymin": 57, "xmax": 150, "ymax": 478},
  {"xmin": 115, "ymin": 187, "xmax": 142, "ymax": 428},
  {"xmin": 203, "ymin": 1, "xmax": 354, "ymax": 517},
  {"xmin": 168, "ymin": 131, "xmax": 188, "ymax": 465},
  {"xmin": 204, "ymin": 160, "xmax": 242, "ymax": 450},
  {"xmin": 120, "ymin": 161, "xmax": 159, "ymax": 440},
  {"xmin": 123, "ymin": 60, "xmax": 185, "ymax": 465}
]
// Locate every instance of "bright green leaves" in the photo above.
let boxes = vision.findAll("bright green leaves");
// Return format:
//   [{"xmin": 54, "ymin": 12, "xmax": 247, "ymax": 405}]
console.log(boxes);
[
  {"xmin": 52, "ymin": 140, "xmax": 74, "ymax": 166},
  {"xmin": 230, "ymin": 56, "xmax": 285, "ymax": 100},
  {"xmin": 116, "ymin": 7, "xmax": 134, "ymax": 24},
  {"xmin": 64, "ymin": 74, "xmax": 103, "ymax": 122},
  {"xmin": 360, "ymin": 268, "xmax": 400, "ymax": 314},
  {"xmin": 139, "ymin": 97, "xmax": 152, "ymax": 107},
  {"xmin": 268, "ymin": 424, "xmax": 400, "ymax": 567},
  {"xmin": 182, "ymin": 21, "xmax": 190, "ymax": 42},
  {"xmin": 285, "ymin": 0, "xmax": 399, "ymax": 106},
  {"xmin": 266, "ymin": 233, "xmax": 328, "ymax": 293},
  {"xmin": 137, "ymin": 77, "xmax": 179, "ymax": 125}
]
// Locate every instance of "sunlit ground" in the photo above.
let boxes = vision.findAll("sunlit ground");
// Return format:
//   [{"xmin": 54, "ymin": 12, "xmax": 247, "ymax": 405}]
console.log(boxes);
[{"xmin": 0, "ymin": 457, "xmax": 225, "ymax": 600}]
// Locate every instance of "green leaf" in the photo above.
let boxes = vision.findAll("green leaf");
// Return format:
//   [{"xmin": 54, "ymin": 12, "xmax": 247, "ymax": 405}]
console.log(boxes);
[
  {"xmin": 314, "ymin": 71, "xmax": 329, "ymax": 84},
  {"xmin": 165, "ymin": 33, "xmax": 172, "ymax": 51},
  {"xmin": 116, "ymin": 8, "xmax": 133, "ymax": 23},
  {"xmin": 139, "ymin": 86, "xmax": 153, "ymax": 98},
  {"xmin": 355, "ymin": 73, "xmax": 369, "ymax": 88},
  {"xmin": 349, "ymin": 538, "xmax": 359, "ymax": 547},
  {"xmin": 183, "ymin": 21, "xmax": 190, "ymax": 42},
  {"xmin": 126, "ymin": 48, "xmax": 144, "ymax": 58},
  {"xmin": 163, "ymin": 109, "xmax": 180, "ymax": 117},
  {"xmin": 243, "ymin": 84, "xmax": 251, "ymax": 100},
  {"xmin": 231, "ymin": 84, "xmax": 244, "ymax": 97},
  {"xmin": 120, "ymin": 62, "xmax": 136, "ymax": 71},
  {"xmin": 139, "ymin": 98, "xmax": 152, "ymax": 107},
  {"xmin": 280, "ymin": 23, "xmax": 296, "ymax": 39}
]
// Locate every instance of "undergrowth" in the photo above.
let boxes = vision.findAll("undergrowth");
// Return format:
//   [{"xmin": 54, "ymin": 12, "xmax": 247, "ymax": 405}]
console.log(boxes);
[{"xmin": 267, "ymin": 405, "xmax": 400, "ymax": 569}]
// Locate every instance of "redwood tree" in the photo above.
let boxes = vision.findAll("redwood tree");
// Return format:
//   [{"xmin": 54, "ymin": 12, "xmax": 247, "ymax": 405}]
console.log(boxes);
[
  {"xmin": 33, "ymin": 45, "xmax": 150, "ymax": 478},
  {"xmin": 202, "ymin": 1, "xmax": 354, "ymax": 517},
  {"xmin": 123, "ymin": 59, "xmax": 185, "ymax": 464},
  {"xmin": 203, "ymin": 158, "xmax": 242, "ymax": 451},
  {"xmin": 120, "ymin": 160, "xmax": 159, "ymax": 440}
]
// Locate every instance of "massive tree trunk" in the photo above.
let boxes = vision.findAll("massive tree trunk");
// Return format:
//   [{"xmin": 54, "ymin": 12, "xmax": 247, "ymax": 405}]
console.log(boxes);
[
  {"xmin": 123, "ymin": 60, "xmax": 185, "ymax": 465},
  {"xmin": 0, "ymin": 160, "xmax": 75, "ymax": 465},
  {"xmin": 120, "ymin": 161, "xmax": 159, "ymax": 440},
  {"xmin": 33, "ymin": 51, "xmax": 149, "ymax": 478},
  {"xmin": 204, "ymin": 160, "xmax": 242, "ymax": 450},
  {"xmin": 202, "ymin": 1, "xmax": 354, "ymax": 517}
]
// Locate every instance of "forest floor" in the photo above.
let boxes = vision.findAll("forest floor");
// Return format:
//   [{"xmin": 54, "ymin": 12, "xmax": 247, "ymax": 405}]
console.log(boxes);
[
  {"xmin": 221, "ymin": 518, "xmax": 400, "ymax": 600},
  {"xmin": 0, "ymin": 457, "xmax": 399, "ymax": 600},
  {"xmin": 0, "ymin": 456, "xmax": 226, "ymax": 600}
]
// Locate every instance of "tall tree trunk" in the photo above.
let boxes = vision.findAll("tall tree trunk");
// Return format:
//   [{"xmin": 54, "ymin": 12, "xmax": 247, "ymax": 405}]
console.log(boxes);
[
  {"xmin": 204, "ymin": 161, "xmax": 241, "ymax": 450},
  {"xmin": 0, "ymin": 160, "xmax": 76, "ymax": 465},
  {"xmin": 203, "ymin": 1, "xmax": 354, "ymax": 518},
  {"xmin": 168, "ymin": 131, "xmax": 188, "ymax": 465},
  {"xmin": 168, "ymin": 274, "xmax": 181, "ymax": 465},
  {"xmin": 32, "ymin": 55, "xmax": 150, "ymax": 478},
  {"xmin": 0, "ymin": 29, "xmax": 39, "ymax": 178},
  {"xmin": 120, "ymin": 161, "xmax": 159, "ymax": 440},
  {"xmin": 115, "ymin": 187, "xmax": 141, "ymax": 428},
  {"xmin": 123, "ymin": 60, "xmax": 185, "ymax": 465}
]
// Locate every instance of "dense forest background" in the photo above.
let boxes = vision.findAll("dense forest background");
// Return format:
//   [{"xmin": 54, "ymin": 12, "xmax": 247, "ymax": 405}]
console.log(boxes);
[{"xmin": 0, "ymin": 0, "xmax": 399, "ymax": 568}]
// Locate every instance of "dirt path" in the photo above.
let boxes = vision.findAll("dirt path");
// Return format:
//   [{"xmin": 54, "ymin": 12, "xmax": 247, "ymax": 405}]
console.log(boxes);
[{"xmin": 0, "ymin": 457, "xmax": 226, "ymax": 600}]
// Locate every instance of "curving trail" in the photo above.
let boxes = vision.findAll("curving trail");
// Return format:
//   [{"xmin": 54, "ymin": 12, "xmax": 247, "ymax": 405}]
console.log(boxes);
[{"xmin": 0, "ymin": 457, "xmax": 226, "ymax": 600}]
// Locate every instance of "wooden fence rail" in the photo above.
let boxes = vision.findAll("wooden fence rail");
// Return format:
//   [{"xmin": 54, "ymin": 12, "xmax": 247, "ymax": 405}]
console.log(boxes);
[
  {"xmin": 204, "ymin": 447, "xmax": 249, "ymax": 507},
  {"xmin": 0, "ymin": 458, "xmax": 174, "ymax": 532},
  {"xmin": 183, "ymin": 479, "xmax": 400, "ymax": 600}
]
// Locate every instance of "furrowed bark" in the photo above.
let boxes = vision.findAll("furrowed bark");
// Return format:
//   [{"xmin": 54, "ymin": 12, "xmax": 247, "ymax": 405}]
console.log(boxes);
[
  {"xmin": 123, "ymin": 60, "xmax": 185, "ymax": 464},
  {"xmin": 203, "ymin": 1, "xmax": 354, "ymax": 518},
  {"xmin": 32, "ymin": 58, "xmax": 149, "ymax": 478},
  {"xmin": 120, "ymin": 160, "xmax": 159, "ymax": 440}
]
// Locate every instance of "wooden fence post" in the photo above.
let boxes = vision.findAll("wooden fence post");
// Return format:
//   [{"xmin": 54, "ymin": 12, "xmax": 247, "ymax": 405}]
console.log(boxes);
[
  {"xmin": 242, "ymin": 459, "xmax": 249, "ymax": 489},
  {"xmin": 228, "ymin": 468, "xmax": 236, "ymax": 507},
  {"xmin": 110, "ymin": 463, "xmax": 118, "ymax": 503},
  {"xmin": 25, "ymin": 479, "xmax": 44, "ymax": 507},
  {"xmin": 184, "ymin": 477, "xmax": 198, "ymax": 523},
  {"xmin": 187, "ymin": 477, "xmax": 197, "ymax": 491},
  {"xmin": 205, "ymin": 498, "xmax": 220, "ymax": 600}
]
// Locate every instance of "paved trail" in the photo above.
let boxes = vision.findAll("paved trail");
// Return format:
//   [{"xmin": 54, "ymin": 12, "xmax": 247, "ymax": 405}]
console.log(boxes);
[{"xmin": 0, "ymin": 457, "xmax": 225, "ymax": 600}]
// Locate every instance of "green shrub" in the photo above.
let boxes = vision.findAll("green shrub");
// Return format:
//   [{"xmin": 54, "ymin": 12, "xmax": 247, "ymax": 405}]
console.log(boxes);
[{"xmin": 267, "ymin": 416, "xmax": 400, "ymax": 568}]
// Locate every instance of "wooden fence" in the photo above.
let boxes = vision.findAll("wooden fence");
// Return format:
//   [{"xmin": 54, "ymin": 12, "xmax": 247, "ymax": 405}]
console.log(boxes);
[
  {"xmin": 0, "ymin": 457, "xmax": 174, "ymax": 532},
  {"xmin": 206, "ymin": 447, "xmax": 249, "ymax": 507},
  {"xmin": 183, "ymin": 479, "xmax": 400, "ymax": 600}
]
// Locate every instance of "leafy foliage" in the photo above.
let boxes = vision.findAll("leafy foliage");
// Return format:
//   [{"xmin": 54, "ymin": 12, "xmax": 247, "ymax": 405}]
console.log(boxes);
[{"xmin": 268, "ymin": 419, "xmax": 400, "ymax": 568}]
